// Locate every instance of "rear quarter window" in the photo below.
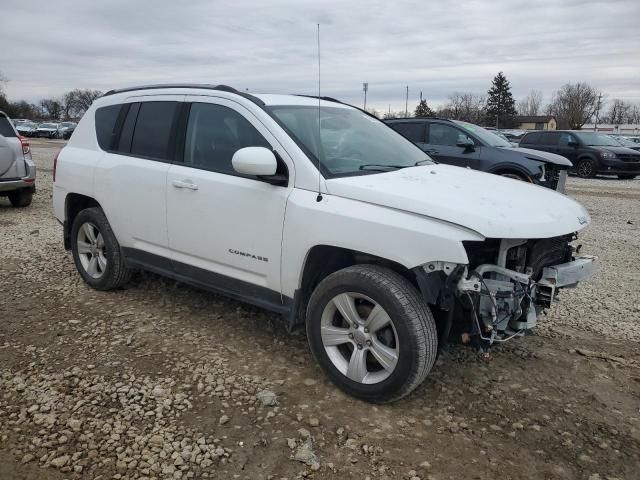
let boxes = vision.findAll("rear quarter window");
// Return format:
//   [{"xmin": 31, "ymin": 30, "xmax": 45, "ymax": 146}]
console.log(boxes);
[
  {"xmin": 0, "ymin": 116, "xmax": 17, "ymax": 137},
  {"xmin": 95, "ymin": 105, "xmax": 122, "ymax": 150}
]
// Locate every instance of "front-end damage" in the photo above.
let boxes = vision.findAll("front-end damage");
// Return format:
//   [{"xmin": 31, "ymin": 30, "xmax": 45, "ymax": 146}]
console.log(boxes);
[{"xmin": 416, "ymin": 235, "xmax": 595, "ymax": 350}]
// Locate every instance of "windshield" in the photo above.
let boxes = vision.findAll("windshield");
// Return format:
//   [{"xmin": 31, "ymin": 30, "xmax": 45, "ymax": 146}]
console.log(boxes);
[
  {"xmin": 612, "ymin": 136, "xmax": 637, "ymax": 147},
  {"xmin": 573, "ymin": 132, "xmax": 619, "ymax": 146},
  {"xmin": 267, "ymin": 105, "xmax": 432, "ymax": 176},
  {"xmin": 453, "ymin": 120, "xmax": 512, "ymax": 147}
]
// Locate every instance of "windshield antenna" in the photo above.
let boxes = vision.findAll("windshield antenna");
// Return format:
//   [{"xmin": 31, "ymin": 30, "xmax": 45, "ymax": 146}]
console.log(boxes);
[{"xmin": 316, "ymin": 23, "xmax": 323, "ymax": 202}]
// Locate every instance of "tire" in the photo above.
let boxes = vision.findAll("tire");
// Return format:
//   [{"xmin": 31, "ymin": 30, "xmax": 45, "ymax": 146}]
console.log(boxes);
[
  {"xmin": 8, "ymin": 189, "xmax": 33, "ymax": 207},
  {"xmin": 70, "ymin": 207, "xmax": 132, "ymax": 290},
  {"xmin": 576, "ymin": 158, "xmax": 596, "ymax": 178},
  {"xmin": 618, "ymin": 174, "xmax": 636, "ymax": 180},
  {"xmin": 500, "ymin": 172, "xmax": 526, "ymax": 181},
  {"xmin": 306, "ymin": 264, "xmax": 437, "ymax": 403}
]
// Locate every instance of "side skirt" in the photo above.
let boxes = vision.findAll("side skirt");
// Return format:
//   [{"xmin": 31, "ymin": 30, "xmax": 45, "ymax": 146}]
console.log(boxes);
[{"xmin": 122, "ymin": 248, "xmax": 292, "ymax": 316}]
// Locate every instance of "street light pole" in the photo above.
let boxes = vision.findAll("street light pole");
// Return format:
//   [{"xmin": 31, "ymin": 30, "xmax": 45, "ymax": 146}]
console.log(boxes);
[
  {"xmin": 362, "ymin": 83, "xmax": 368, "ymax": 111},
  {"xmin": 405, "ymin": 86, "xmax": 409, "ymax": 117}
]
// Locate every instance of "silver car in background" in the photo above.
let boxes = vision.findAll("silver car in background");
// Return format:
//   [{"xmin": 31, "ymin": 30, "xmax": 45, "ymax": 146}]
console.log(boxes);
[{"xmin": 0, "ymin": 111, "xmax": 36, "ymax": 207}]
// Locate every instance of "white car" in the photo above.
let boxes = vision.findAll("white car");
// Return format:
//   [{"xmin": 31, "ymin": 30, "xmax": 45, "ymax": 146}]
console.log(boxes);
[{"xmin": 53, "ymin": 85, "xmax": 594, "ymax": 402}]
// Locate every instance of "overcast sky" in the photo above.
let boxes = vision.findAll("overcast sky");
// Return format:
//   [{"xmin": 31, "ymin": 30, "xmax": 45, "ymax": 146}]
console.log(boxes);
[{"xmin": 2, "ymin": 0, "xmax": 639, "ymax": 112}]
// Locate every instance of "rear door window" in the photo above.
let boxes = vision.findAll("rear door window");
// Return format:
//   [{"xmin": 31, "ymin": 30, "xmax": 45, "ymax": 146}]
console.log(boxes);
[
  {"xmin": 130, "ymin": 102, "xmax": 179, "ymax": 160},
  {"xmin": 521, "ymin": 132, "xmax": 541, "ymax": 144},
  {"xmin": 0, "ymin": 115, "xmax": 17, "ymax": 137},
  {"xmin": 391, "ymin": 122, "xmax": 425, "ymax": 143}
]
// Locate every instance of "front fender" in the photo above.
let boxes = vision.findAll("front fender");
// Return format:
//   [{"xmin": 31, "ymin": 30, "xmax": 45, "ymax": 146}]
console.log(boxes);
[{"xmin": 280, "ymin": 189, "xmax": 484, "ymax": 298}]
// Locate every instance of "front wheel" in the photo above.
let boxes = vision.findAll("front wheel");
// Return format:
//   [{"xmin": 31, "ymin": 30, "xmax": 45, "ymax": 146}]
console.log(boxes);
[
  {"xmin": 576, "ymin": 158, "xmax": 596, "ymax": 178},
  {"xmin": 306, "ymin": 265, "xmax": 437, "ymax": 403},
  {"xmin": 70, "ymin": 207, "xmax": 132, "ymax": 290}
]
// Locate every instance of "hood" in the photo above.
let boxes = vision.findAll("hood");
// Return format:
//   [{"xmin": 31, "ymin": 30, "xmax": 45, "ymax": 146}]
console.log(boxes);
[
  {"xmin": 326, "ymin": 164, "xmax": 590, "ymax": 239},
  {"xmin": 592, "ymin": 145, "xmax": 640, "ymax": 156},
  {"xmin": 500, "ymin": 146, "xmax": 573, "ymax": 166}
]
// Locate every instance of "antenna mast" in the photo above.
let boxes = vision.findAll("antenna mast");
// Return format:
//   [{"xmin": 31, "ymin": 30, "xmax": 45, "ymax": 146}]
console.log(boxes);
[{"xmin": 316, "ymin": 23, "xmax": 323, "ymax": 202}]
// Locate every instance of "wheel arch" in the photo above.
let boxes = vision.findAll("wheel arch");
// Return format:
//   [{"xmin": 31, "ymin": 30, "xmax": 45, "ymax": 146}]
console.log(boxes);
[
  {"xmin": 288, "ymin": 245, "xmax": 422, "ymax": 330},
  {"xmin": 63, "ymin": 193, "xmax": 102, "ymax": 249}
]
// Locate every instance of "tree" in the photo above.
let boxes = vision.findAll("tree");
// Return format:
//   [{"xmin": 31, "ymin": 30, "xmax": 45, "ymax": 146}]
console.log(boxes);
[
  {"xmin": 627, "ymin": 104, "xmax": 640, "ymax": 124},
  {"xmin": 436, "ymin": 92, "xmax": 486, "ymax": 124},
  {"xmin": 517, "ymin": 90, "xmax": 543, "ymax": 116},
  {"xmin": 547, "ymin": 82, "xmax": 599, "ymax": 129},
  {"xmin": 486, "ymin": 72, "xmax": 517, "ymax": 128},
  {"xmin": 606, "ymin": 99, "xmax": 631, "ymax": 125},
  {"xmin": 414, "ymin": 99, "xmax": 433, "ymax": 117},
  {"xmin": 40, "ymin": 98, "xmax": 63, "ymax": 120}
]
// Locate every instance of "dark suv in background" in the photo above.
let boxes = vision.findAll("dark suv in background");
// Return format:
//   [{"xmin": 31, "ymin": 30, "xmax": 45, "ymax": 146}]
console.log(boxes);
[
  {"xmin": 385, "ymin": 118, "xmax": 571, "ymax": 192},
  {"xmin": 519, "ymin": 130, "xmax": 640, "ymax": 179}
]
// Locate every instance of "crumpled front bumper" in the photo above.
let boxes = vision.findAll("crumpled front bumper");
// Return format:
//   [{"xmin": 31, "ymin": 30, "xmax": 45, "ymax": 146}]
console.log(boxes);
[{"xmin": 535, "ymin": 256, "xmax": 595, "ymax": 307}]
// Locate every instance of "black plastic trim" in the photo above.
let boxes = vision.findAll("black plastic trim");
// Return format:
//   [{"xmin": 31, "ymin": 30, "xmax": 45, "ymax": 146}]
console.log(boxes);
[
  {"xmin": 122, "ymin": 248, "xmax": 292, "ymax": 316},
  {"xmin": 102, "ymin": 84, "xmax": 265, "ymax": 107}
]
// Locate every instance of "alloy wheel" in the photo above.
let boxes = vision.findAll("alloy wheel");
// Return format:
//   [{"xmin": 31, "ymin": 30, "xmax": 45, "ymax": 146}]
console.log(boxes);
[
  {"xmin": 76, "ymin": 222, "xmax": 107, "ymax": 279},
  {"xmin": 320, "ymin": 292, "xmax": 399, "ymax": 384}
]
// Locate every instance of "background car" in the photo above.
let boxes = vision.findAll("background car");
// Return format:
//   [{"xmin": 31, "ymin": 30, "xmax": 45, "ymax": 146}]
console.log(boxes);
[
  {"xmin": 58, "ymin": 121, "xmax": 77, "ymax": 139},
  {"xmin": 0, "ymin": 111, "xmax": 36, "ymax": 207},
  {"xmin": 519, "ymin": 130, "xmax": 640, "ymax": 179},
  {"xmin": 16, "ymin": 121, "xmax": 38, "ymax": 137},
  {"xmin": 385, "ymin": 118, "xmax": 571, "ymax": 191},
  {"xmin": 36, "ymin": 122, "xmax": 61, "ymax": 139},
  {"xmin": 610, "ymin": 135, "xmax": 640, "ymax": 152}
]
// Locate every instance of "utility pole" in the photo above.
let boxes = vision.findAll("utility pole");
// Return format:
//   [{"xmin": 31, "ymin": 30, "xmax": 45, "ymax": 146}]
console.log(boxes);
[
  {"xmin": 594, "ymin": 93, "xmax": 602, "ymax": 132},
  {"xmin": 362, "ymin": 83, "xmax": 368, "ymax": 111},
  {"xmin": 405, "ymin": 86, "xmax": 409, "ymax": 117}
]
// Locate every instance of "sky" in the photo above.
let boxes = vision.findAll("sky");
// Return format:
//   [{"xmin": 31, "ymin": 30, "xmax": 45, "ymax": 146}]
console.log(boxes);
[{"xmin": 2, "ymin": 0, "xmax": 639, "ymax": 113}]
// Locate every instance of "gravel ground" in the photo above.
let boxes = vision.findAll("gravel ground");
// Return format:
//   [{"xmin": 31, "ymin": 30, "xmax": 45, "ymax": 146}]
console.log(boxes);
[{"xmin": 0, "ymin": 138, "xmax": 639, "ymax": 480}]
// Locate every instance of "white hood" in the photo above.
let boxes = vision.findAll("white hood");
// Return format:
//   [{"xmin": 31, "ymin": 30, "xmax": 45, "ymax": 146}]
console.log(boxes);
[{"xmin": 326, "ymin": 164, "xmax": 590, "ymax": 239}]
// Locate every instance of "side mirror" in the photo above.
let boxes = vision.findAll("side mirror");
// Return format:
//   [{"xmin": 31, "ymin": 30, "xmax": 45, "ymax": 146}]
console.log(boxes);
[
  {"xmin": 456, "ymin": 138, "xmax": 475, "ymax": 150},
  {"xmin": 232, "ymin": 147, "xmax": 277, "ymax": 176}
]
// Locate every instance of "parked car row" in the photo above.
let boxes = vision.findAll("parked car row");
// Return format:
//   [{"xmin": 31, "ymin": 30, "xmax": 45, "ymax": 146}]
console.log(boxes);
[
  {"xmin": 52, "ymin": 84, "xmax": 595, "ymax": 403},
  {"xmin": 12, "ymin": 119, "xmax": 76, "ymax": 139}
]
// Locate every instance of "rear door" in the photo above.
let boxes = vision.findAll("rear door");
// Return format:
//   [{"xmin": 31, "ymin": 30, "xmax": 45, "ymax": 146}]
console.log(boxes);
[
  {"xmin": 94, "ymin": 96, "xmax": 182, "ymax": 258},
  {"xmin": 424, "ymin": 122, "xmax": 479, "ymax": 168}
]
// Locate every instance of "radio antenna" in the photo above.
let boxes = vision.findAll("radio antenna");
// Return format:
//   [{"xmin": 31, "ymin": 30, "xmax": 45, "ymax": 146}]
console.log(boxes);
[{"xmin": 316, "ymin": 23, "xmax": 323, "ymax": 202}]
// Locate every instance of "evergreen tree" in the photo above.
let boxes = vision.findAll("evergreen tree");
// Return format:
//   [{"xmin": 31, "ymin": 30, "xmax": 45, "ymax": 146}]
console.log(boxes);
[
  {"xmin": 414, "ymin": 99, "xmax": 433, "ymax": 117},
  {"xmin": 486, "ymin": 72, "xmax": 517, "ymax": 128}
]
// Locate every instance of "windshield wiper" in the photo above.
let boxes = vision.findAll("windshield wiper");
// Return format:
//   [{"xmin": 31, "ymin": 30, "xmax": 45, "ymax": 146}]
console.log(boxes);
[
  {"xmin": 414, "ymin": 158, "xmax": 435, "ymax": 166},
  {"xmin": 358, "ymin": 164, "xmax": 410, "ymax": 171}
]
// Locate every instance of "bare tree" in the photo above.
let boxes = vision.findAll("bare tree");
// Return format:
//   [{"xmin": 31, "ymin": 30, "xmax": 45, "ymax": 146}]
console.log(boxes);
[
  {"xmin": 40, "ymin": 98, "xmax": 64, "ymax": 120},
  {"xmin": 517, "ymin": 90, "xmax": 543, "ymax": 116},
  {"xmin": 627, "ymin": 104, "xmax": 640, "ymax": 124},
  {"xmin": 547, "ymin": 82, "xmax": 599, "ymax": 129},
  {"xmin": 437, "ymin": 92, "xmax": 486, "ymax": 124},
  {"xmin": 606, "ymin": 99, "xmax": 631, "ymax": 125}
]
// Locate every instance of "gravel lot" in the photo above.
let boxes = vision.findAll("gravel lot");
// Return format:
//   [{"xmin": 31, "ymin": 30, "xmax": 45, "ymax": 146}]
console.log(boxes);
[{"xmin": 1, "ymin": 138, "xmax": 639, "ymax": 480}]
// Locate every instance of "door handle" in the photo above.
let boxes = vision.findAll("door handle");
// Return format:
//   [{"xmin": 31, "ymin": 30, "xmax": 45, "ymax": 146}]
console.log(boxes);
[{"xmin": 172, "ymin": 179, "xmax": 199, "ymax": 190}]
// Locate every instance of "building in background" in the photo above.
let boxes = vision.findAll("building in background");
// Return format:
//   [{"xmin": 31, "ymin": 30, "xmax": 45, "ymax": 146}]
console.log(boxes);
[{"xmin": 513, "ymin": 115, "xmax": 556, "ymax": 130}]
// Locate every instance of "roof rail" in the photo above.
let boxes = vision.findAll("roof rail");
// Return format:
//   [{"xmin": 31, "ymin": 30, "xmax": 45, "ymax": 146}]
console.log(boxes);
[
  {"xmin": 102, "ymin": 84, "xmax": 265, "ymax": 106},
  {"xmin": 295, "ymin": 95, "xmax": 380, "ymax": 120}
]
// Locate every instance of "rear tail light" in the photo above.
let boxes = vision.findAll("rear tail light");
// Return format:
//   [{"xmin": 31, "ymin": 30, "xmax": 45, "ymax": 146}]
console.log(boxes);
[
  {"xmin": 53, "ymin": 148, "xmax": 62, "ymax": 182},
  {"xmin": 19, "ymin": 135, "xmax": 30, "ymax": 155}
]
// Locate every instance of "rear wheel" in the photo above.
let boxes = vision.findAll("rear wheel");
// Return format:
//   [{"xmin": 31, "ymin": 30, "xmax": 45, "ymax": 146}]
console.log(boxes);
[
  {"xmin": 618, "ymin": 174, "xmax": 636, "ymax": 180},
  {"xmin": 576, "ymin": 158, "xmax": 596, "ymax": 178},
  {"xmin": 70, "ymin": 207, "xmax": 132, "ymax": 290},
  {"xmin": 306, "ymin": 265, "xmax": 437, "ymax": 403},
  {"xmin": 8, "ymin": 189, "xmax": 33, "ymax": 207}
]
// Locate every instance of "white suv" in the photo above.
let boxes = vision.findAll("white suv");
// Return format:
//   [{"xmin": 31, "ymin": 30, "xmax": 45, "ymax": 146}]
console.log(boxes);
[{"xmin": 53, "ymin": 85, "xmax": 594, "ymax": 402}]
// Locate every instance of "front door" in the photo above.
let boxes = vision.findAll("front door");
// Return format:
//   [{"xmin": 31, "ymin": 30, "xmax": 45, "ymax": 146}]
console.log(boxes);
[
  {"xmin": 555, "ymin": 132, "xmax": 580, "ymax": 163},
  {"xmin": 424, "ymin": 122, "xmax": 479, "ymax": 168},
  {"xmin": 166, "ymin": 98, "xmax": 292, "ymax": 307}
]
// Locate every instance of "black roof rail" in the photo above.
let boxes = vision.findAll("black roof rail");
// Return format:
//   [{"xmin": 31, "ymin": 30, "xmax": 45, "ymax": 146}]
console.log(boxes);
[
  {"xmin": 102, "ymin": 84, "xmax": 265, "ymax": 106},
  {"xmin": 384, "ymin": 116, "xmax": 452, "ymax": 122},
  {"xmin": 294, "ymin": 95, "xmax": 380, "ymax": 120}
]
